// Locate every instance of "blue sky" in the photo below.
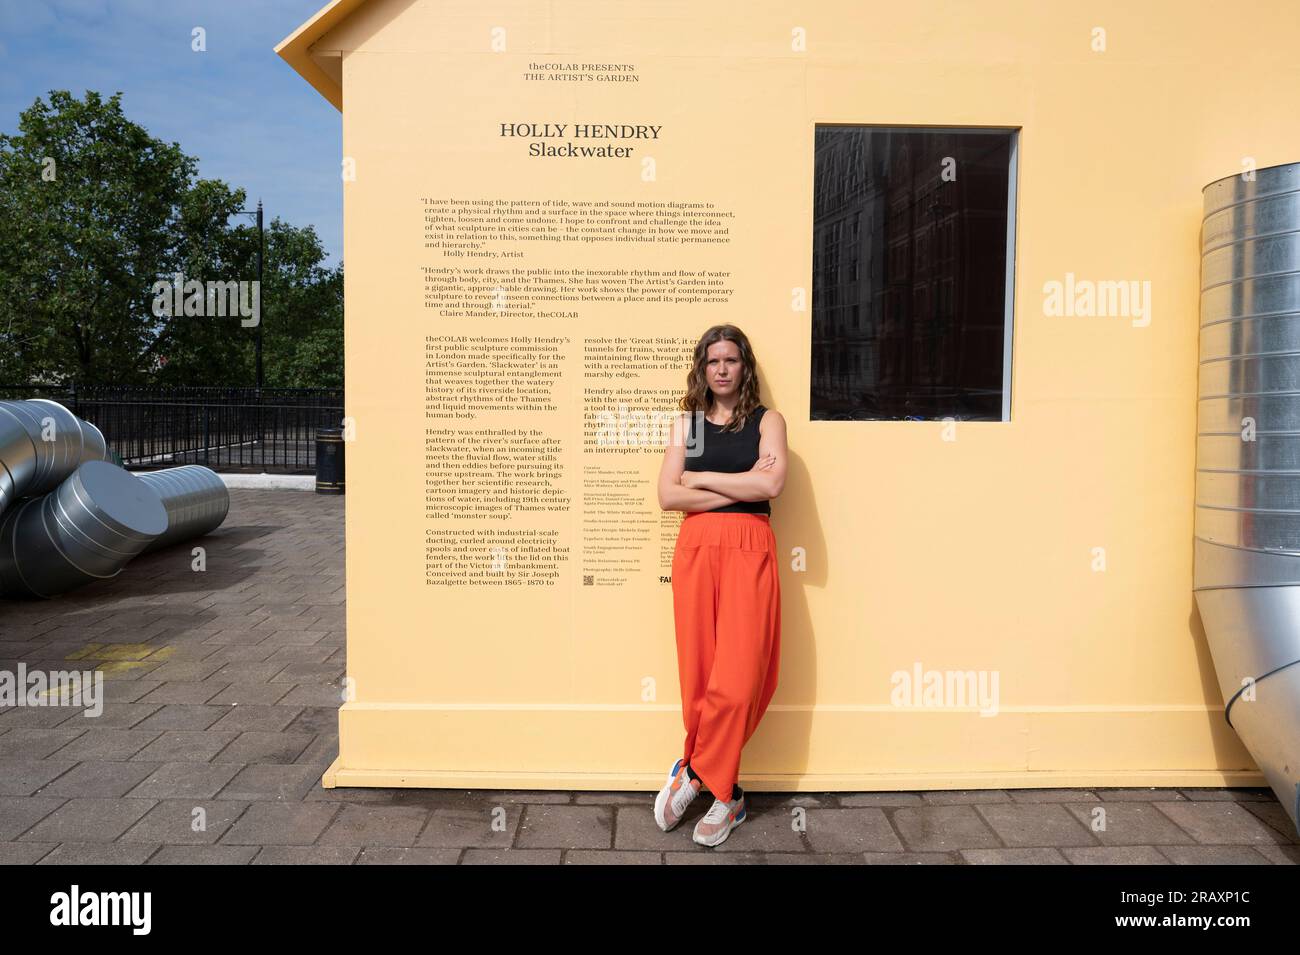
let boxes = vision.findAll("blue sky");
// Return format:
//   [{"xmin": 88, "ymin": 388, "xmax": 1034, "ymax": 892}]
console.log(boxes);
[{"xmin": 0, "ymin": 0, "xmax": 342, "ymax": 266}]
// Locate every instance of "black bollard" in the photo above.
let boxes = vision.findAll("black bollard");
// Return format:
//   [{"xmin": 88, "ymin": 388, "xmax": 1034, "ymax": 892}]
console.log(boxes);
[{"xmin": 315, "ymin": 427, "xmax": 345, "ymax": 495}]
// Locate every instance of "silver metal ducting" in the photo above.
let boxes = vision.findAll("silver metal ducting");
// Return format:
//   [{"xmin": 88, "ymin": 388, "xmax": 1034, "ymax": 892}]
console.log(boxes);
[
  {"xmin": 1196, "ymin": 160, "xmax": 1300, "ymax": 835},
  {"xmin": 0, "ymin": 398, "xmax": 108, "ymax": 514},
  {"xmin": 135, "ymin": 466, "xmax": 230, "ymax": 554},
  {"xmin": 0, "ymin": 459, "xmax": 167, "ymax": 598},
  {"xmin": 0, "ymin": 402, "xmax": 231, "ymax": 598}
]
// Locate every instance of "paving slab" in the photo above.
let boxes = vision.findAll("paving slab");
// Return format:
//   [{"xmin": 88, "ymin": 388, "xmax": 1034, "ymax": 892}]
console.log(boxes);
[
  {"xmin": 0, "ymin": 796, "xmax": 67, "ymax": 841},
  {"xmin": 127, "ymin": 762, "xmax": 245, "ymax": 800},
  {"xmin": 37, "ymin": 761, "xmax": 162, "ymax": 798},
  {"xmin": 216, "ymin": 764, "xmax": 325, "ymax": 801},
  {"xmin": 316, "ymin": 805, "xmax": 431, "ymax": 847},
  {"xmin": 119, "ymin": 800, "xmax": 250, "ymax": 844},
  {"xmin": 147, "ymin": 845, "xmax": 259, "ymax": 864},
  {"xmin": 218, "ymin": 801, "xmax": 341, "ymax": 846},
  {"xmin": 973, "ymin": 803, "xmax": 1101, "ymax": 848},
  {"xmin": 0, "ymin": 758, "xmax": 77, "ymax": 796},
  {"xmin": 890, "ymin": 805, "xmax": 1004, "ymax": 852},
  {"xmin": 18, "ymin": 797, "xmax": 156, "ymax": 843},
  {"xmin": 36, "ymin": 843, "xmax": 160, "ymax": 865},
  {"xmin": 1152, "ymin": 801, "xmax": 1292, "ymax": 846}
]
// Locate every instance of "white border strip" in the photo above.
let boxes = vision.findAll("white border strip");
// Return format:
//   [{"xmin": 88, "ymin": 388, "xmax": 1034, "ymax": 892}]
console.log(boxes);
[
  {"xmin": 218, "ymin": 473, "xmax": 317, "ymax": 490},
  {"xmin": 1002, "ymin": 130, "xmax": 1020, "ymax": 422}
]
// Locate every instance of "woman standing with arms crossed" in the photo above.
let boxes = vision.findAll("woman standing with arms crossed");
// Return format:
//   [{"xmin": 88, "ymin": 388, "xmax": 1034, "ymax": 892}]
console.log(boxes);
[{"xmin": 653, "ymin": 324, "xmax": 787, "ymax": 847}]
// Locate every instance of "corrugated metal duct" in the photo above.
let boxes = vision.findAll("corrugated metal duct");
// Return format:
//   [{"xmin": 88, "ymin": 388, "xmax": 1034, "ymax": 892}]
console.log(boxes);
[
  {"xmin": 135, "ymin": 466, "xmax": 230, "ymax": 554},
  {"xmin": 0, "ymin": 460, "xmax": 167, "ymax": 598},
  {"xmin": 0, "ymin": 401, "xmax": 231, "ymax": 597},
  {"xmin": 1195, "ymin": 160, "xmax": 1300, "ymax": 835},
  {"xmin": 0, "ymin": 399, "xmax": 108, "ymax": 515}
]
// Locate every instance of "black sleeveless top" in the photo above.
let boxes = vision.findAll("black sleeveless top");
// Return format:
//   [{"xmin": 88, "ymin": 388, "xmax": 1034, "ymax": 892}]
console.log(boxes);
[{"xmin": 683, "ymin": 404, "xmax": 771, "ymax": 515}]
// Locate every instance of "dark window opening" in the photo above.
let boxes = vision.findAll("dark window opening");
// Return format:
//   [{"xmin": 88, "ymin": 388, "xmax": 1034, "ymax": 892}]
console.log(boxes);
[{"xmin": 811, "ymin": 126, "xmax": 1016, "ymax": 421}]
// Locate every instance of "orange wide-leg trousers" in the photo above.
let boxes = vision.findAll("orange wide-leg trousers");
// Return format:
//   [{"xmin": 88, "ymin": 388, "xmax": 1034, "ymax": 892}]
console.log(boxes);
[{"xmin": 671, "ymin": 511, "xmax": 781, "ymax": 803}]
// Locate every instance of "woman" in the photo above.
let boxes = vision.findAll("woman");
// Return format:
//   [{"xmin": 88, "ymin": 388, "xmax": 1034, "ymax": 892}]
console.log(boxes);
[{"xmin": 653, "ymin": 324, "xmax": 787, "ymax": 847}]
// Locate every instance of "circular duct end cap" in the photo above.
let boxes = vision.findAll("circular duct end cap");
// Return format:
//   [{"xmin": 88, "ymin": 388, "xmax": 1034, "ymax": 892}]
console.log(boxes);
[{"xmin": 76, "ymin": 460, "xmax": 169, "ymax": 538}]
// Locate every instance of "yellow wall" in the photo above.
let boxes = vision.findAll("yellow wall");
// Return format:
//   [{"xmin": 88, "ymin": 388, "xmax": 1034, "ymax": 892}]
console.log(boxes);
[{"xmin": 312, "ymin": 0, "xmax": 1300, "ymax": 790}]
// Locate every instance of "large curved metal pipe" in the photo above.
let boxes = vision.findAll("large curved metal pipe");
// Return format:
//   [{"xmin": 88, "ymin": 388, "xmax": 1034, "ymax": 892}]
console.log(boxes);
[
  {"xmin": 134, "ymin": 466, "xmax": 230, "ymax": 554},
  {"xmin": 0, "ymin": 403, "xmax": 233, "ymax": 598},
  {"xmin": 1195, "ymin": 160, "xmax": 1300, "ymax": 835},
  {"xmin": 0, "ymin": 460, "xmax": 167, "ymax": 598},
  {"xmin": 0, "ymin": 398, "xmax": 108, "ymax": 515}
]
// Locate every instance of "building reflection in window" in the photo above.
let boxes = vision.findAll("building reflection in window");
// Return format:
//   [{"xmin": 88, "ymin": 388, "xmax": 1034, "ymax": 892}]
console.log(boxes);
[{"xmin": 811, "ymin": 126, "xmax": 1016, "ymax": 421}]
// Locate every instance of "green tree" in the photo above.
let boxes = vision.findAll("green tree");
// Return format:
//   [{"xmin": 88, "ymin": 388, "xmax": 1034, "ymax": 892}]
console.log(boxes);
[
  {"xmin": 0, "ymin": 89, "xmax": 342, "ymax": 388},
  {"xmin": 259, "ymin": 219, "xmax": 343, "ymax": 390},
  {"xmin": 154, "ymin": 214, "xmax": 343, "ymax": 388}
]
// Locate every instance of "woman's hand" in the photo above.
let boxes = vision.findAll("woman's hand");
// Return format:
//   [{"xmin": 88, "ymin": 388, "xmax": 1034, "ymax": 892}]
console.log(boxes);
[
  {"xmin": 752, "ymin": 453, "xmax": 776, "ymax": 472},
  {"xmin": 679, "ymin": 471, "xmax": 697, "ymax": 489}
]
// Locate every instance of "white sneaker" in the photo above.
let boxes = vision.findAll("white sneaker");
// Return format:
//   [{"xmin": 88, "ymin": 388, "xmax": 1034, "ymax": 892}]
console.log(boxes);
[
  {"xmin": 653, "ymin": 758, "xmax": 702, "ymax": 831},
  {"xmin": 692, "ymin": 785, "xmax": 746, "ymax": 846}
]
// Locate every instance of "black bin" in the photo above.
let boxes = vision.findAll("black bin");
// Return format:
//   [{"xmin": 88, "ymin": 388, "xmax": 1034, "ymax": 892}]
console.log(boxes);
[{"xmin": 315, "ymin": 427, "xmax": 345, "ymax": 495}]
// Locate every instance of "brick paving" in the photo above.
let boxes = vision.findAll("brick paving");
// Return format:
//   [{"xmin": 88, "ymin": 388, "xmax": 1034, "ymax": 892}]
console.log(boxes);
[{"xmin": 0, "ymin": 488, "xmax": 1297, "ymax": 864}]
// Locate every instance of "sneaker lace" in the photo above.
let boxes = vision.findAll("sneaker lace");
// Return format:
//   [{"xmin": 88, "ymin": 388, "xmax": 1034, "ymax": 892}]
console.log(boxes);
[
  {"xmin": 702, "ymin": 796, "xmax": 732, "ymax": 824},
  {"xmin": 670, "ymin": 774, "xmax": 698, "ymax": 814}
]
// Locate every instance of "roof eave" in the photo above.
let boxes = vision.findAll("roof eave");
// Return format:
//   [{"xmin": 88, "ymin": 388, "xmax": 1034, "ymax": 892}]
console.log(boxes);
[{"xmin": 275, "ymin": 0, "xmax": 371, "ymax": 112}]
